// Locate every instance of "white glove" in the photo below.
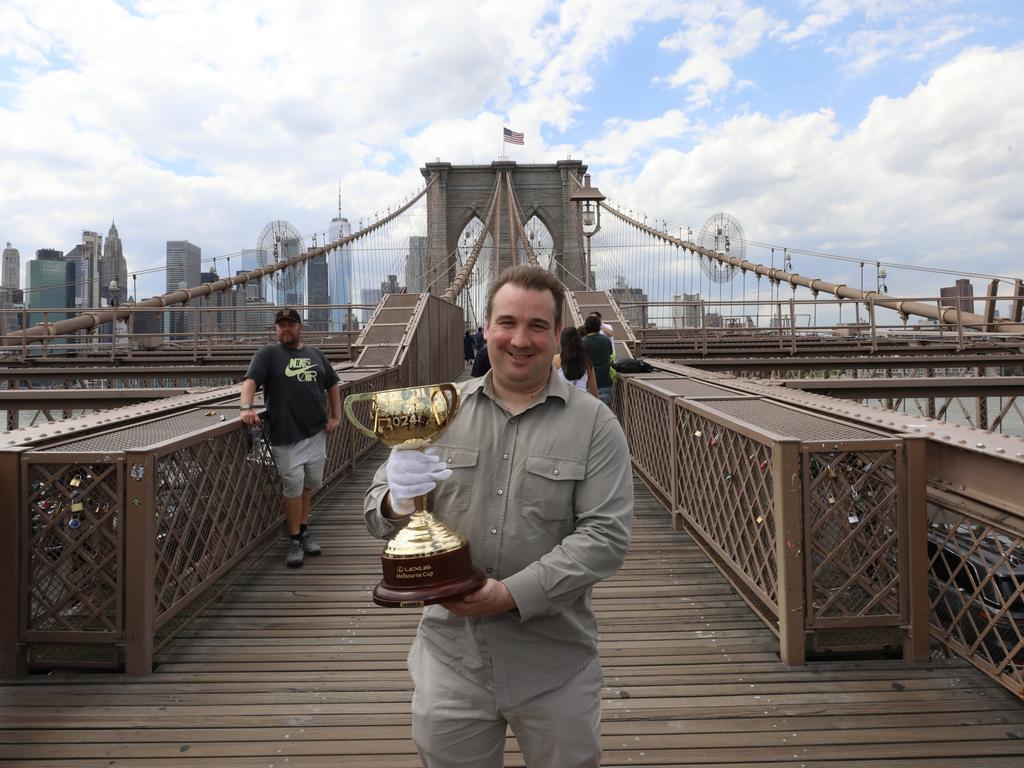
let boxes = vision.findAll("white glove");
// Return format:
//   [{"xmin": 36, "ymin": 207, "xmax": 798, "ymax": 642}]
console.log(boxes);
[{"xmin": 386, "ymin": 447, "xmax": 452, "ymax": 517}]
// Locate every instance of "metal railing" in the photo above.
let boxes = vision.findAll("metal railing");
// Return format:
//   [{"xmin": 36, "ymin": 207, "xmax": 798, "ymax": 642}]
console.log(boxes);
[
  {"xmin": 0, "ymin": 303, "xmax": 366, "ymax": 362},
  {"xmin": 615, "ymin": 373, "xmax": 928, "ymax": 665},
  {"xmin": 925, "ymin": 484, "xmax": 1024, "ymax": 697},
  {"xmin": 628, "ymin": 295, "xmax": 1024, "ymax": 357},
  {"xmin": 3, "ymin": 367, "xmax": 398, "ymax": 674}
]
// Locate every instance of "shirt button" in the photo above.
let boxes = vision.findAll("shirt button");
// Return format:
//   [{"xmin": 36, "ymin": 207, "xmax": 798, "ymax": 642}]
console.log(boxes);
[
  {"xmin": 497, "ymin": 489, "xmax": 503, "ymax": 495},
  {"xmin": 502, "ymin": 453, "xmax": 509, "ymax": 460},
  {"xmin": 486, "ymin": 567, "xmax": 493, "ymax": 574},
  {"xmin": 446, "ymin": 457, "xmax": 453, "ymax": 463},
  {"xmin": 553, "ymin": 469, "xmax": 559, "ymax": 475},
  {"xmin": 490, "ymin": 528, "xmax": 497, "ymax": 534}
]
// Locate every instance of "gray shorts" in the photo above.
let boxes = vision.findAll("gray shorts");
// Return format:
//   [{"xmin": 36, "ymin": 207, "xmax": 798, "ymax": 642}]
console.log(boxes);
[{"xmin": 270, "ymin": 431, "xmax": 327, "ymax": 498}]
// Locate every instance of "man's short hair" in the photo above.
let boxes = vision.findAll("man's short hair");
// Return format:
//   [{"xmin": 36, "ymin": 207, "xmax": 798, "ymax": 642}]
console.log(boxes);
[
  {"xmin": 583, "ymin": 316, "xmax": 601, "ymax": 334},
  {"xmin": 485, "ymin": 265, "xmax": 564, "ymax": 327},
  {"xmin": 589, "ymin": 311, "xmax": 602, "ymax": 319}
]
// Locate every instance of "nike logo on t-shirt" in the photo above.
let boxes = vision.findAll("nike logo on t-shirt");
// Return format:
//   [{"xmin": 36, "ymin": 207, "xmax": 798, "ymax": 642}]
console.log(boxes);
[{"xmin": 284, "ymin": 358, "xmax": 318, "ymax": 382}]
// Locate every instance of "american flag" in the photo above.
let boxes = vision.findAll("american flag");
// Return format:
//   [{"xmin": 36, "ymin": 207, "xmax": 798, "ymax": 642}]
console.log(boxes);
[{"xmin": 503, "ymin": 127, "xmax": 524, "ymax": 145}]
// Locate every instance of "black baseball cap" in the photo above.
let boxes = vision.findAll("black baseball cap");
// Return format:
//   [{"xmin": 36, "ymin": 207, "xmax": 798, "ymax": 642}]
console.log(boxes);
[{"xmin": 274, "ymin": 307, "xmax": 302, "ymax": 324}]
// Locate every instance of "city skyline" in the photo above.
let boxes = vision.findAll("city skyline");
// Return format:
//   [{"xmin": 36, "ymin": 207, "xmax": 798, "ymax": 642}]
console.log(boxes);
[{"xmin": 1, "ymin": 2, "xmax": 1022, "ymax": 304}]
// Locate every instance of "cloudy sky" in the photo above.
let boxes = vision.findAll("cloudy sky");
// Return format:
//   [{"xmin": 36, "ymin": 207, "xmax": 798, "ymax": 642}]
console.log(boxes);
[{"xmin": 1, "ymin": 0, "xmax": 1022, "ymax": 304}]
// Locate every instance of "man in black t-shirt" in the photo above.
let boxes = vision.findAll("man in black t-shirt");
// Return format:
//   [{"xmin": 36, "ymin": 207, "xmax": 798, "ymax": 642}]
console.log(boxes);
[{"xmin": 240, "ymin": 308, "xmax": 341, "ymax": 567}]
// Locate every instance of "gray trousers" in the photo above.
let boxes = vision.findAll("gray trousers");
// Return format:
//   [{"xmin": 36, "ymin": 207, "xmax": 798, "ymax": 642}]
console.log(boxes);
[{"xmin": 408, "ymin": 639, "xmax": 603, "ymax": 768}]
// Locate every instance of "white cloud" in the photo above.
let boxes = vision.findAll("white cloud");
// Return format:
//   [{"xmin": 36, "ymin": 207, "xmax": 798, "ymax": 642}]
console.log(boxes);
[
  {"xmin": 828, "ymin": 16, "xmax": 975, "ymax": 72},
  {"xmin": 657, "ymin": 3, "xmax": 780, "ymax": 107},
  {"xmin": 575, "ymin": 110, "xmax": 692, "ymax": 167},
  {"xmin": 617, "ymin": 45, "xmax": 1024, "ymax": 295},
  {"xmin": 0, "ymin": 0, "xmax": 1019, "ymax": 308}
]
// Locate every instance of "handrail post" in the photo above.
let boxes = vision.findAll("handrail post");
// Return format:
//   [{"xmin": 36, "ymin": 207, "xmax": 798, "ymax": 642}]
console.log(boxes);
[
  {"xmin": 902, "ymin": 437, "xmax": 930, "ymax": 661},
  {"xmin": 868, "ymin": 296, "xmax": 877, "ymax": 352},
  {"xmin": 789, "ymin": 297, "xmax": 796, "ymax": 354},
  {"xmin": 700, "ymin": 300, "xmax": 707, "ymax": 355},
  {"xmin": 0, "ymin": 450, "xmax": 27, "ymax": 676},
  {"xmin": 124, "ymin": 452, "xmax": 156, "ymax": 676},
  {"xmin": 955, "ymin": 299, "xmax": 964, "ymax": 351},
  {"xmin": 772, "ymin": 438, "xmax": 805, "ymax": 665},
  {"xmin": 668, "ymin": 395, "xmax": 680, "ymax": 524},
  {"xmin": 127, "ymin": 309, "xmax": 135, "ymax": 360},
  {"xmin": 192, "ymin": 306, "xmax": 199, "ymax": 361}
]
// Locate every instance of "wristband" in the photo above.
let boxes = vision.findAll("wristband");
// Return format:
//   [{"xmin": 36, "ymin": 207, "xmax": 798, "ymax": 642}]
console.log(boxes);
[{"xmin": 239, "ymin": 404, "xmax": 253, "ymax": 411}]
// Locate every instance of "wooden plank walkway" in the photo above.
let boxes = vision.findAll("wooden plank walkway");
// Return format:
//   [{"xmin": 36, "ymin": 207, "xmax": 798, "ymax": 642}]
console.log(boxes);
[{"xmin": 2, "ymin": 447, "xmax": 1024, "ymax": 766}]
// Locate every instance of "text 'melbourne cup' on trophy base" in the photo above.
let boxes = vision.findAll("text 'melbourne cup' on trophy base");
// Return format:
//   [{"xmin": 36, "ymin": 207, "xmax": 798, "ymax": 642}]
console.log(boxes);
[{"xmin": 343, "ymin": 383, "xmax": 486, "ymax": 608}]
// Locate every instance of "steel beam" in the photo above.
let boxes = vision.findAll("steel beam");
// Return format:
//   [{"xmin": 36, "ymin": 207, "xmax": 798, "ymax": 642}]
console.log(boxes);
[{"xmin": 780, "ymin": 376, "xmax": 1024, "ymax": 399}]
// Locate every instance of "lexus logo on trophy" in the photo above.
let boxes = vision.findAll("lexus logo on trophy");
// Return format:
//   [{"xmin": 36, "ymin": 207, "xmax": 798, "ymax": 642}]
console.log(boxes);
[{"xmin": 343, "ymin": 383, "xmax": 485, "ymax": 607}]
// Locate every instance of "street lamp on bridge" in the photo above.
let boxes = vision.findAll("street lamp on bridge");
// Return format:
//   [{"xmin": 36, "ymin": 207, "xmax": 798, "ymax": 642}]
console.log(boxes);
[{"xmin": 570, "ymin": 173, "xmax": 605, "ymax": 290}]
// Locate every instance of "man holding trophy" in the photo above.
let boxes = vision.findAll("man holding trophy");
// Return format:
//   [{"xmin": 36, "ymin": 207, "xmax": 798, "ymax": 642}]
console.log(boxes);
[{"xmin": 362, "ymin": 266, "xmax": 634, "ymax": 768}]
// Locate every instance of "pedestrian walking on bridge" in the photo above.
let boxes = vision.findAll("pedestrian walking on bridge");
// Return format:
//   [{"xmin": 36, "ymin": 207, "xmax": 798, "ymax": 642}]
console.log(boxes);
[{"xmin": 240, "ymin": 307, "xmax": 341, "ymax": 568}]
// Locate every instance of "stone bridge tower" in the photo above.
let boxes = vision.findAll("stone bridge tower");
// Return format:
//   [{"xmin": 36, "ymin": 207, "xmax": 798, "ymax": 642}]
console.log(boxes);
[{"xmin": 420, "ymin": 160, "xmax": 589, "ymax": 293}]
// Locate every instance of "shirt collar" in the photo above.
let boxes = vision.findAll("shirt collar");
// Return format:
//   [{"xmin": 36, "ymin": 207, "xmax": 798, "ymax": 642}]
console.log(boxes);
[{"xmin": 463, "ymin": 369, "xmax": 571, "ymax": 407}]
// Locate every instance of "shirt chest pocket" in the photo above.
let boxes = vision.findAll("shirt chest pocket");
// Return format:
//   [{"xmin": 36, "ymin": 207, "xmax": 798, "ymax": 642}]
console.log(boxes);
[
  {"xmin": 522, "ymin": 455, "xmax": 586, "ymax": 522},
  {"xmin": 432, "ymin": 446, "xmax": 479, "ymax": 518}
]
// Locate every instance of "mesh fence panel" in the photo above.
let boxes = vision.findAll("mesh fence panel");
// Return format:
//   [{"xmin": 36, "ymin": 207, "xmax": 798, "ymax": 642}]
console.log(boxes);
[
  {"xmin": 675, "ymin": 407, "xmax": 778, "ymax": 610},
  {"xmin": 926, "ymin": 495, "xmax": 1024, "ymax": 696}
]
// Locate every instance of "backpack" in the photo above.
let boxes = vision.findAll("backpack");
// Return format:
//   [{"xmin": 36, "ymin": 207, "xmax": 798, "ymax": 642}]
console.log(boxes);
[{"xmin": 611, "ymin": 357, "xmax": 654, "ymax": 374}]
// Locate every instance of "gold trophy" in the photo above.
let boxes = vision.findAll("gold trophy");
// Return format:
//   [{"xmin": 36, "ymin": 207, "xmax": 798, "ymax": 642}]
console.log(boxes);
[{"xmin": 343, "ymin": 383, "xmax": 486, "ymax": 608}]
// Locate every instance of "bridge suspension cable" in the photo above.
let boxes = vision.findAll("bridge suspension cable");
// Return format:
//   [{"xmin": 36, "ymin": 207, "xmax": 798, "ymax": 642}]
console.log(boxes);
[
  {"xmin": 601, "ymin": 201, "xmax": 1024, "ymax": 334},
  {"xmin": 9, "ymin": 177, "xmax": 437, "ymax": 344},
  {"xmin": 442, "ymin": 174, "xmax": 501, "ymax": 302}
]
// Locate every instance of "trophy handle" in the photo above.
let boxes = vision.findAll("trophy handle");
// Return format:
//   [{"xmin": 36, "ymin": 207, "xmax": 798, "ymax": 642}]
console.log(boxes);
[
  {"xmin": 343, "ymin": 392, "xmax": 380, "ymax": 440},
  {"xmin": 430, "ymin": 383, "xmax": 461, "ymax": 427}
]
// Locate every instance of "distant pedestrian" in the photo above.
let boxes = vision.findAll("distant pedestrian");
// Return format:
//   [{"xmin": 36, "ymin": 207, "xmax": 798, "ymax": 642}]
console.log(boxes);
[
  {"xmin": 588, "ymin": 311, "xmax": 615, "ymax": 340},
  {"xmin": 463, "ymin": 330, "xmax": 476, "ymax": 364},
  {"xmin": 471, "ymin": 341, "xmax": 490, "ymax": 377},
  {"xmin": 553, "ymin": 327, "xmax": 598, "ymax": 396},
  {"xmin": 240, "ymin": 308, "xmax": 341, "ymax": 568},
  {"xmin": 581, "ymin": 315, "xmax": 614, "ymax": 407},
  {"xmin": 473, "ymin": 326, "xmax": 485, "ymax": 350}
]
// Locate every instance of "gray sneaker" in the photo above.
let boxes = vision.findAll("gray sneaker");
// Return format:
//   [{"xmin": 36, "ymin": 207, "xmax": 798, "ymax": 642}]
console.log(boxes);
[
  {"xmin": 300, "ymin": 530, "xmax": 322, "ymax": 556},
  {"xmin": 286, "ymin": 538, "xmax": 304, "ymax": 568}
]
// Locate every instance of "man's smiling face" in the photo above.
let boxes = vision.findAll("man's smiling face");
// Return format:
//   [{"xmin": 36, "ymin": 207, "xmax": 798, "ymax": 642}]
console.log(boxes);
[{"xmin": 484, "ymin": 282, "xmax": 560, "ymax": 394}]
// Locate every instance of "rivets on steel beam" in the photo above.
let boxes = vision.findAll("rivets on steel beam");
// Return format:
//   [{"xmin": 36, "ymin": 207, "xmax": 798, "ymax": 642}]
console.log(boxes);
[{"xmin": 976, "ymin": 443, "xmax": 985, "ymax": 448}]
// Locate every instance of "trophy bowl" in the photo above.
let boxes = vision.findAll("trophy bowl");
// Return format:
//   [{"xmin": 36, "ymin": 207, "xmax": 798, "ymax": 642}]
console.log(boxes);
[{"xmin": 344, "ymin": 383, "xmax": 486, "ymax": 608}]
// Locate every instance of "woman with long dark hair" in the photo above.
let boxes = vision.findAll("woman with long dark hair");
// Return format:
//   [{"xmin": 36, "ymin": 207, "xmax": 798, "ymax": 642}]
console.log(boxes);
[{"xmin": 553, "ymin": 326, "xmax": 598, "ymax": 396}]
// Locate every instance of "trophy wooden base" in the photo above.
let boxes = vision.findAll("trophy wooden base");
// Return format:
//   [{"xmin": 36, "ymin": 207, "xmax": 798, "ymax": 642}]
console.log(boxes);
[{"xmin": 373, "ymin": 545, "xmax": 487, "ymax": 608}]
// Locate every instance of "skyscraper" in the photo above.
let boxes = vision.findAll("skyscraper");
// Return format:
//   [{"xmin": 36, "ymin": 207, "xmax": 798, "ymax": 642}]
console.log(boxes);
[
  {"xmin": 940, "ymin": 278, "xmax": 975, "ymax": 314},
  {"xmin": 406, "ymin": 236, "xmax": 427, "ymax": 293},
  {"xmin": 166, "ymin": 240, "xmax": 201, "ymax": 337},
  {"xmin": 359, "ymin": 287, "xmax": 383, "ymax": 324},
  {"xmin": 64, "ymin": 231, "xmax": 102, "ymax": 309},
  {"xmin": 2, "ymin": 242, "xmax": 19, "ymax": 291},
  {"xmin": 672, "ymin": 293, "xmax": 701, "ymax": 329},
  {"xmin": 359, "ymin": 273, "xmax": 401, "ymax": 323},
  {"xmin": 26, "ymin": 252, "xmax": 75, "ymax": 329},
  {"xmin": 328, "ymin": 216, "xmax": 353, "ymax": 331},
  {"xmin": 608, "ymin": 275, "xmax": 649, "ymax": 329},
  {"xmin": 306, "ymin": 248, "xmax": 330, "ymax": 331},
  {"xmin": 100, "ymin": 221, "xmax": 128, "ymax": 304}
]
